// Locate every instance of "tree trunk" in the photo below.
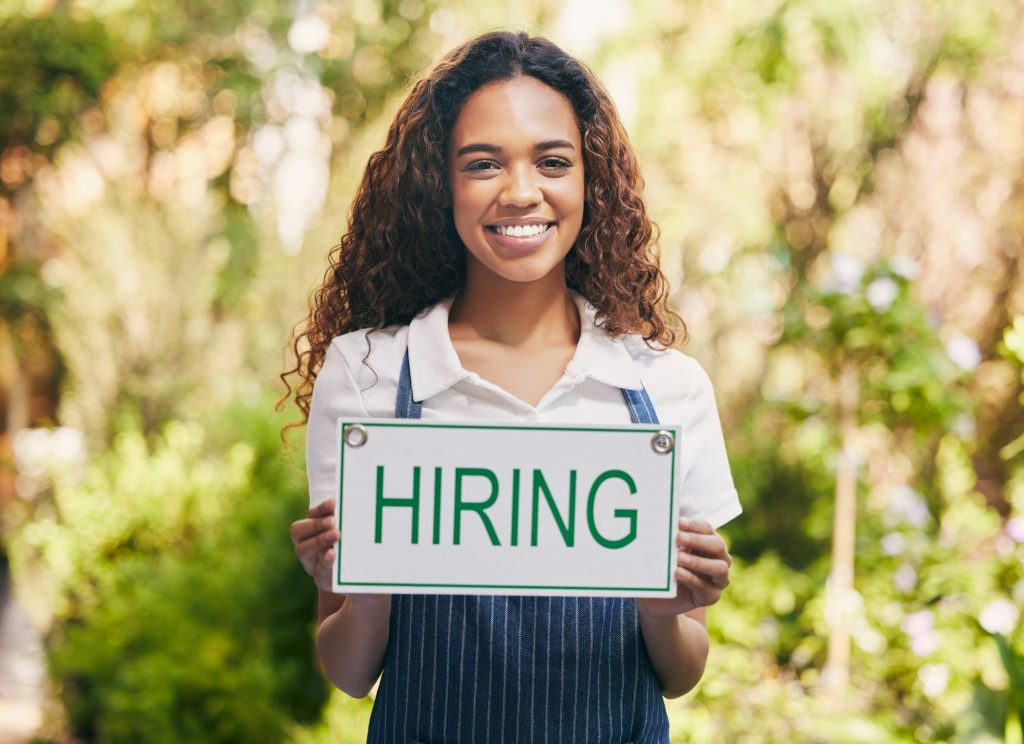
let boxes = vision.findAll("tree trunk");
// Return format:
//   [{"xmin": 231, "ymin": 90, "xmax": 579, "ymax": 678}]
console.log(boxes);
[{"xmin": 824, "ymin": 361, "xmax": 860, "ymax": 700}]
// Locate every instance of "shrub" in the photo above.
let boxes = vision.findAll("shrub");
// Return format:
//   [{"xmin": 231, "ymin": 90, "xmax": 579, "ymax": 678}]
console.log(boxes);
[{"xmin": 12, "ymin": 395, "xmax": 327, "ymax": 743}]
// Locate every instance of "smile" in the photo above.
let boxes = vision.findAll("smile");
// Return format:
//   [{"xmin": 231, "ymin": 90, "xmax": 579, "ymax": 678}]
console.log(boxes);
[
  {"xmin": 485, "ymin": 222, "xmax": 556, "ymax": 251},
  {"xmin": 486, "ymin": 223, "xmax": 555, "ymax": 238}
]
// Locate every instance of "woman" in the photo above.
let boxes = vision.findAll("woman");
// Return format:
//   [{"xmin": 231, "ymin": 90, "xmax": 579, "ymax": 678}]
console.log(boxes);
[{"xmin": 283, "ymin": 30, "xmax": 741, "ymax": 743}]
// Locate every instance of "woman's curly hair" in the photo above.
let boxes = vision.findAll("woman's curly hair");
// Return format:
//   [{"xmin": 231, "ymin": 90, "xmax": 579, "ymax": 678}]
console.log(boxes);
[{"xmin": 278, "ymin": 30, "xmax": 686, "ymax": 433}]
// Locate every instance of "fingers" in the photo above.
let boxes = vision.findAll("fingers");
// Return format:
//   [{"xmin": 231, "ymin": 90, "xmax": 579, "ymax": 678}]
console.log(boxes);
[
  {"xmin": 292, "ymin": 502, "xmax": 335, "ymax": 540},
  {"xmin": 291, "ymin": 502, "xmax": 340, "ymax": 581},
  {"xmin": 308, "ymin": 500, "xmax": 335, "ymax": 518},
  {"xmin": 290, "ymin": 514, "xmax": 337, "ymax": 546},
  {"xmin": 678, "ymin": 517, "xmax": 713, "ymax": 534},
  {"xmin": 675, "ymin": 566, "xmax": 725, "ymax": 604},
  {"xmin": 676, "ymin": 517, "xmax": 732, "ymax": 600},
  {"xmin": 314, "ymin": 547, "xmax": 336, "ymax": 592},
  {"xmin": 677, "ymin": 529, "xmax": 728, "ymax": 558},
  {"xmin": 678, "ymin": 552, "xmax": 730, "ymax": 589},
  {"xmin": 296, "ymin": 527, "xmax": 340, "ymax": 559}
]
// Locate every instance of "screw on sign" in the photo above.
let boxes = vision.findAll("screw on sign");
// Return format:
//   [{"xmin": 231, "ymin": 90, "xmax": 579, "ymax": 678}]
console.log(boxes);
[{"xmin": 651, "ymin": 430, "xmax": 674, "ymax": 454}]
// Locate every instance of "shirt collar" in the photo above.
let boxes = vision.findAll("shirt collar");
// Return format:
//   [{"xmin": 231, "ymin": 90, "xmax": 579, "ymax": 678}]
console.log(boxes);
[
  {"xmin": 407, "ymin": 296, "xmax": 471, "ymax": 403},
  {"xmin": 565, "ymin": 292, "xmax": 644, "ymax": 391},
  {"xmin": 407, "ymin": 291, "xmax": 644, "ymax": 403}
]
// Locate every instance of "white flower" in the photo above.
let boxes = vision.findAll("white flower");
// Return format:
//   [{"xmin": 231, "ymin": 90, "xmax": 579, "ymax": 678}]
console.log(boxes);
[
  {"xmin": 758, "ymin": 618, "xmax": 780, "ymax": 644},
  {"xmin": 902, "ymin": 609, "xmax": 936, "ymax": 655},
  {"xmin": 911, "ymin": 631, "xmax": 938, "ymax": 656},
  {"xmin": 945, "ymin": 333, "xmax": 982, "ymax": 372},
  {"xmin": 891, "ymin": 255, "xmax": 920, "ymax": 280},
  {"xmin": 907, "ymin": 500, "xmax": 930, "ymax": 527},
  {"xmin": 867, "ymin": 276, "xmax": 899, "ymax": 311},
  {"xmin": 881, "ymin": 532, "xmax": 905, "ymax": 556},
  {"xmin": 902, "ymin": 609, "xmax": 933, "ymax": 634},
  {"xmin": 1006, "ymin": 516, "xmax": 1024, "ymax": 543},
  {"xmin": 831, "ymin": 252, "xmax": 865, "ymax": 294},
  {"xmin": 886, "ymin": 485, "xmax": 930, "ymax": 528},
  {"xmin": 252, "ymin": 125, "xmax": 284, "ymax": 165},
  {"xmin": 288, "ymin": 16, "xmax": 329, "ymax": 54},
  {"xmin": 951, "ymin": 413, "xmax": 976, "ymax": 439},
  {"xmin": 894, "ymin": 563, "xmax": 917, "ymax": 593},
  {"xmin": 284, "ymin": 115, "xmax": 321, "ymax": 151},
  {"xmin": 979, "ymin": 599, "xmax": 1019, "ymax": 635},
  {"xmin": 918, "ymin": 663, "xmax": 949, "ymax": 698},
  {"xmin": 51, "ymin": 428, "xmax": 83, "ymax": 462},
  {"xmin": 12, "ymin": 427, "xmax": 85, "ymax": 477}
]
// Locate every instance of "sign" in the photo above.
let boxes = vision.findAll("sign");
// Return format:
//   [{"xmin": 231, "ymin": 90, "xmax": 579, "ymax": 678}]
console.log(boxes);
[{"xmin": 332, "ymin": 419, "xmax": 682, "ymax": 597}]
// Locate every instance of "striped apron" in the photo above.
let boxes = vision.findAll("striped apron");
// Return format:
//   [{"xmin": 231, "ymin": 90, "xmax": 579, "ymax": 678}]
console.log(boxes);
[{"xmin": 366, "ymin": 349, "xmax": 670, "ymax": 743}]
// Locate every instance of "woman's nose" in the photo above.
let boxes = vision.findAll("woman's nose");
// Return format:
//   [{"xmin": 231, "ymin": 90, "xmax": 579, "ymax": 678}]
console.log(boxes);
[{"xmin": 500, "ymin": 164, "xmax": 542, "ymax": 207}]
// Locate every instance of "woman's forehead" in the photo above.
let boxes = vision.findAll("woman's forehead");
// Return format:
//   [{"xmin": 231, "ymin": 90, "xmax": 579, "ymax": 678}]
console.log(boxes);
[{"xmin": 449, "ymin": 77, "xmax": 581, "ymax": 151}]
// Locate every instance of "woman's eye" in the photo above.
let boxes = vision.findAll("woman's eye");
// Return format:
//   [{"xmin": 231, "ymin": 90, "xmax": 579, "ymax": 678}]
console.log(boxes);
[
  {"xmin": 541, "ymin": 158, "xmax": 571, "ymax": 170},
  {"xmin": 465, "ymin": 160, "xmax": 498, "ymax": 172}
]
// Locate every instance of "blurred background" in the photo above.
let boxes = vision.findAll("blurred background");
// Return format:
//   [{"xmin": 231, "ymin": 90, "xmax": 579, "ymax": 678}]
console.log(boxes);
[{"xmin": 0, "ymin": 0, "xmax": 1022, "ymax": 741}]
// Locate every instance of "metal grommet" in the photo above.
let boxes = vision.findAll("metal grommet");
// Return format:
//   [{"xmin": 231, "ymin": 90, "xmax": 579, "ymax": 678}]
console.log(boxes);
[
  {"xmin": 345, "ymin": 424, "xmax": 368, "ymax": 448},
  {"xmin": 651, "ymin": 429, "xmax": 674, "ymax": 454}
]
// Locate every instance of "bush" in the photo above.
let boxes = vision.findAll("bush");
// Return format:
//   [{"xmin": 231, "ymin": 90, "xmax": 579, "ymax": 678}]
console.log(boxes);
[{"xmin": 11, "ymin": 395, "xmax": 327, "ymax": 743}]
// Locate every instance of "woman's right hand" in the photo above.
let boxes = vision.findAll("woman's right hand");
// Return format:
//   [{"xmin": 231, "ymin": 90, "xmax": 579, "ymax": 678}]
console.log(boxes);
[{"xmin": 290, "ymin": 500, "xmax": 340, "ymax": 592}]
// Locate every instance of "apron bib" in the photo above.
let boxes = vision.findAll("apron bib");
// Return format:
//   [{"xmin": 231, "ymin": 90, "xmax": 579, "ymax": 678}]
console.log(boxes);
[{"xmin": 366, "ymin": 349, "xmax": 671, "ymax": 744}]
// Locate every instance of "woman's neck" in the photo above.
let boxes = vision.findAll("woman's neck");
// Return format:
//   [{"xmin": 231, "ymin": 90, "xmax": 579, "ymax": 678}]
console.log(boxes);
[{"xmin": 448, "ymin": 264, "xmax": 580, "ymax": 347}]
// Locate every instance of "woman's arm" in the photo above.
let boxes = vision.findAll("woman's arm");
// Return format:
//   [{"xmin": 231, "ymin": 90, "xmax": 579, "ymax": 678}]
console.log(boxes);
[
  {"xmin": 292, "ymin": 501, "xmax": 392, "ymax": 698},
  {"xmin": 294, "ymin": 337, "xmax": 395, "ymax": 696},
  {"xmin": 315, "ymin": 591, "xmax": 392, "ymax": 698},
  {"xmin": 636, "ymin": 518, "xmax": 732, "ymax": 698},
  {"xmin": 637, "ymin": 608, "xmax": 709, "ymax": 698}
]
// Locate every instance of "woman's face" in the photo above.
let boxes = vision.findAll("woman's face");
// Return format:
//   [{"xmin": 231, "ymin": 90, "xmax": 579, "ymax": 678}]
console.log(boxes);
[{"xmin": 446, "ymin": 76, "xmax": 585, "ymax": 287}]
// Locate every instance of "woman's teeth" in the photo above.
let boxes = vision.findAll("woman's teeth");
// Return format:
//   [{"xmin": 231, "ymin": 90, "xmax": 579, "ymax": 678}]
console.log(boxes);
[{"xmin": 492, "ymin": 223, "xmax": 551, "ymax": 237}]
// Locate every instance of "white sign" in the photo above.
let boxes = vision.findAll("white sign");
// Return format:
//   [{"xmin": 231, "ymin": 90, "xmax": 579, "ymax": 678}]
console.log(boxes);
[{"xmin": 333, "ymin": 419, "xmax": 682, "ymax": 597}]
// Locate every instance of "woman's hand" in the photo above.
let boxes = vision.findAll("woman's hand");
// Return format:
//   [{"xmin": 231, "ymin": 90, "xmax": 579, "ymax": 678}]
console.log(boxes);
[
  {"xmin": 638, "ymin": 517, "xmax": 732, "ymax": 619},
  {"xmin": 290, "ymin": 500, "xmax": 340, "ymax": 592}
]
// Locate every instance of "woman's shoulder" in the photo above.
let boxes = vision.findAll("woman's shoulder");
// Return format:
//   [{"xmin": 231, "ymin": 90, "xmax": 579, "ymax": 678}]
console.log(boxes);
[
  {"xmin": 320, "ymin": 323, "xmax": 410, "ymax": 398},
  {"xmin": 329, "ymin": 322, "xmax": 409, "ymax": 362},
  {"xmin": 621, "ymin": 334, "xmax": 715, "ymax": 400}
]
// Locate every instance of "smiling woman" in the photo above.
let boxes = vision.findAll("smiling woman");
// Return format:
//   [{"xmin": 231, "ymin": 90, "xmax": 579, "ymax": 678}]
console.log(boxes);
[
  {"xmin": 281, "ymin": 29, "xmax": 742, "ymax": 744},
  {"xmin": 444, "ymin": 75, "xmax": 588, "ymax": 404}
]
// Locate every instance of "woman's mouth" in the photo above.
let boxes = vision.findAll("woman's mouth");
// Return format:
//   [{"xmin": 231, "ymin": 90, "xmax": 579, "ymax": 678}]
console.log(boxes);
[{"xmin": 485, "ymin": 222, "xmax": 555, "ymax": 250}]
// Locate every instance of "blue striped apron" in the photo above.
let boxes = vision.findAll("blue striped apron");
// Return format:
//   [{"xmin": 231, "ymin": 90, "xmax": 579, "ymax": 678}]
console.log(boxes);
[{"xmin": 366, "ymin": 349, "xmax": 670, "ymax": 743}]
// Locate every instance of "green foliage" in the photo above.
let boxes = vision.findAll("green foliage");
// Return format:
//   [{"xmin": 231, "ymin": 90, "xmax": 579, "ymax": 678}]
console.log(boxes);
[
  {"xmin": 666, "ymin": 438, "xmax": 1023, "ymax": 742},
  {"xmin": 781, "ymin": 257, "xmax": 971, "ymax": 432},
  {"xmin": 0, "ymin": 260, "xmax": 62, "ymax": 361},
  {"xmin": 10, "ymin": 397, "xmax": 327, "ymax": 743},
  {"xmin": 284, "ymin": 689, "xmax": 375, "ymax": 744},
  {"xmin": 0, "ymin": 11, "xmax": 122, "ymax": 159},
  {"xmin": 994, "ymin": 635, "xmax": 1024, "ymax": 742},
  {"xmin": 727, "ymin": 424, "xmax": 833, "ymax": 569}
]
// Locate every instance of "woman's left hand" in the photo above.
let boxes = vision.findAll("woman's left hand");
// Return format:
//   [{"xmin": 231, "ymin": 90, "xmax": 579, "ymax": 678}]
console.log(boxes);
[{"xmin": 637, "ymin": 518, "xmax": 732, "ymax": 619}]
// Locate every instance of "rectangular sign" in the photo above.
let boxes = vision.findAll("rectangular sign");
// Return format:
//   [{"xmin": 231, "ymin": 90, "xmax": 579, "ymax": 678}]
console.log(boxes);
[{"xmin": 332, "ymin": 419, "xmax": 682, "ymax": 597}]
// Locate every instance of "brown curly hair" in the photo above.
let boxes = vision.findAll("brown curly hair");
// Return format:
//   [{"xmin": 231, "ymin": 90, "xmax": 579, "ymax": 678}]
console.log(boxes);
[{"xmin": 278, "ymin": 30, "xmax": 686, "ymax": 433}]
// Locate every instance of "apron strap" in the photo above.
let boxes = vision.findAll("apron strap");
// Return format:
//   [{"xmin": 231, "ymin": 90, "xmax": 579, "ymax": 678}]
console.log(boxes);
[
  {"xmin": 621, "ymin": 386, "xmax": 660, "ymax": 425},
  {"xmin": 394, "ymin": 347, "xmax": 423, "ymax": 419}
]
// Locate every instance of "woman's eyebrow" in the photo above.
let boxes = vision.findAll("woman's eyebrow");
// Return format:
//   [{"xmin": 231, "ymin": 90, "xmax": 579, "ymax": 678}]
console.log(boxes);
[{"xmin": 455, "ymin": 139, "xmax": 576, "ymax": 157}]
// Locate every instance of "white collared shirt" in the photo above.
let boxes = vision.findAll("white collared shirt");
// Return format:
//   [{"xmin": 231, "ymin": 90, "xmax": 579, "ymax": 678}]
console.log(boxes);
[{"xmin": 306, "ymin": 293, "xmax": 742, "ymax": 528}]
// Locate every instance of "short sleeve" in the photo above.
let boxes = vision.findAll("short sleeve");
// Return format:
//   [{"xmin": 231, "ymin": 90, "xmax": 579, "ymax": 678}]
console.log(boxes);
[
  {"xmin": 306, "ymin": 341, "xmax": 370, "ymax": 508},
  {"xmin": 679, "ymin": 363, "xmax": 742, "ymax": 529}
]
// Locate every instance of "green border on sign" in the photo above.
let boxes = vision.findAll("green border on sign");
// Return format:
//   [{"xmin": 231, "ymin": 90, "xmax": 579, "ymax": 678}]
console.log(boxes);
[{"xmin": 335, "ymin": 421, "xmax": 677, "ymax": 593}]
